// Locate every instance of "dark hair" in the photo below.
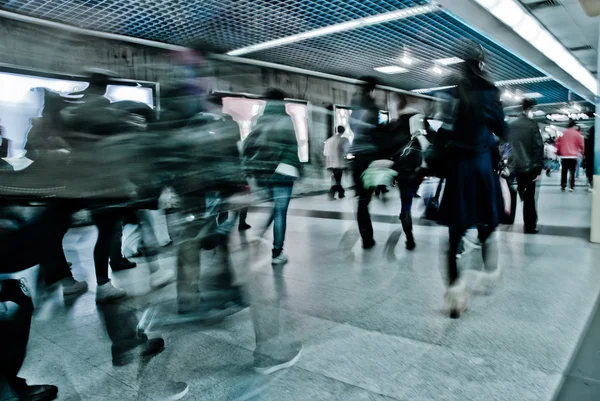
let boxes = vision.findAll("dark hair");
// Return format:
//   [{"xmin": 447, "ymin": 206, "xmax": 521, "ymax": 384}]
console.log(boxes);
[
  {"xmin": 358, "ymin": 76, "xmax": 378, "ymax": 93},
  {"xmin": 336, "ymin": 125, "xmax": 346, "ymax": 134},
  {"xmin": 568, "ymin": 119, "xmax": 576, "ymax": 128},
  {"xmin": 396, "ymin": 93, "xmax": 408, "ymax": 110},
  {"xmin": 263, "ymin": 88, "xmax": 286, "ymax": 100},
  {"xmin": 522, "ymin": 98, "xmax": 536, "ymax": 111}
]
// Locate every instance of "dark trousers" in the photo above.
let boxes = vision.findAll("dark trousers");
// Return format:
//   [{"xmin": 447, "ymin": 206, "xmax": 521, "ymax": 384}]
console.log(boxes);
[
  {"xmin": 0, "ymin": 280, "xmax": 34, "ymax": 393},
  {"xmin": 91, "ymin": 209, "xmax": 125, "ymax": 285},
  {"xmin": 398, "ymin": 178, "xmax": 421, "ymax": 242},
  {"xmin": 352, "ymin": 162, "xmax": 374, "ymax": 244},
  {"xmin": 328, "ymin": 168, "xmax": 345, "ymax": 199},
  {"xmin": 448, "ymin": 225, "xmax": 495, "ymax": 286},
  {"xmin": 586, "ymin": 159, "xmax": 594, "ymax": 188},
  {"xmin": 516, "ymin": 172, "xmax": 538, "ymax": 231},
  {"xmin": 561, "ymin": 159, "xmax": 578, "ymax": 190},
  {"xmin": 0, "ymin": 206, "xmax": 71, "ymax": 278}
]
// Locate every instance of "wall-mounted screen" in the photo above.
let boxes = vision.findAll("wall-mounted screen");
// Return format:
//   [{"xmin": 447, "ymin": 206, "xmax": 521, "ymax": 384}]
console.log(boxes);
[
  {"xmin": 221, "ymin": 95, "xmax": 309, "ymax": 162},
  {"xmin": 0, "ymin": 71, "xmax": 155, "ymax": 157}
]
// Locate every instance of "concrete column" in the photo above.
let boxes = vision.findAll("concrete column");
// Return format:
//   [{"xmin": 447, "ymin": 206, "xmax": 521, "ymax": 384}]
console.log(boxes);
[{"xmin": 591, "ymin": 28, "xmax": 600, "ymax": 243}]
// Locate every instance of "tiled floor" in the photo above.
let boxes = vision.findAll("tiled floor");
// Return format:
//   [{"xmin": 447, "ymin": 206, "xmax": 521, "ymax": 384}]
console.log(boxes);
[{"xmin": 5, "ymin": 175, "xmax": 600, "ymax": 401}]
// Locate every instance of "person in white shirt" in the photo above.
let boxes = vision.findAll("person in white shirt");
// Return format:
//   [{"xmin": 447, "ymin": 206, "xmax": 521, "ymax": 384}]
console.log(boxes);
[{"xmin": 324, "ymin": 125, "xmax": 350, "ymax": 200}]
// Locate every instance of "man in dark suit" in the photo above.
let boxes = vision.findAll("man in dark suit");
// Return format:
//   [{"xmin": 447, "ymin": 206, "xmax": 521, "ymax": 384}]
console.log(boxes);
[{"xmin": 509, "ymin": 99, "xmax": 544, "ymax": 233}]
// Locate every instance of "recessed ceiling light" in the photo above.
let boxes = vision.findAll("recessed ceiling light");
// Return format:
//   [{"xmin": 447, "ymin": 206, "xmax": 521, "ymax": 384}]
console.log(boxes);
[
  {"xmin": 434, "ymin": 57, "xmax": 464, "ymax": 66},
  {"xmin": 432, "ymin": 66, "xmax": 443, "ymax": 75},
  {"xmin": 522, "ymin": 92, "xmax": 544, "ymax": 99},
  {"xmin": 374, "ymin": 66, "xmax": 409, "ymax": 74},
  {"xmin": 401, "ymin": 56, "xmax": 412, "ymax": 65}
]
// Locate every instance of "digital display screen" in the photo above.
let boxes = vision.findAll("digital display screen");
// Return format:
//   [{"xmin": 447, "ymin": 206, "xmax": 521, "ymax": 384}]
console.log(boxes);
[{"xmin": 0, "ymin": 71, "xmax": 154, "ymax": 157}]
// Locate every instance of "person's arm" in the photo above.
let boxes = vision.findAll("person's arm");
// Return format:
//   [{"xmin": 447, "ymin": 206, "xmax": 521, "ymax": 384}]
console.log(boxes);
[
  {"xmin": 485, "ymin": 89, "xmax": 508, "ymax": 142},
  {"xmin": 532, "ymin": 125, "xmax": 545, "ymax": 173},
  {"xmin": 579, "ymin": 134, "xmax": 585, "ymax": 157}
]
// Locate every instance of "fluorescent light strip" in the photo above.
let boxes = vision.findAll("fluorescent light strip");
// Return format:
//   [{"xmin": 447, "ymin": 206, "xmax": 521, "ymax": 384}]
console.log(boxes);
[
  {"xmin": 434, "ymin": 57, "xmax": 464, "ymax": 66},
  {"xmin": 227, "ymin": 4, "xmax": 439, "ymax": 56},
  {"xmin": 374, "ymin": 66, "xmax": 408, "ymax": 74},
  {"xmin": 412, "ymin": 85, "xmax": 457, "ymax": 94},
  {"xmin": 412, "ymin": 76, "xmax": 552, "ymax": 93},
  {"xmin": 495, "ymin": 76, "xmax": 552, "ymax": 86},
  {"xmin": 472, "ymin": 0, "xmax": 598, "ymax": 95}
]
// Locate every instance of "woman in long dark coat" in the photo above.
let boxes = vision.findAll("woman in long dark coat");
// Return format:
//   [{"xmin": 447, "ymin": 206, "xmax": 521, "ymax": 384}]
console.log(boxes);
[{"xmin": 439, "ymin": 41, "xmax": 507, "ymax": 318}]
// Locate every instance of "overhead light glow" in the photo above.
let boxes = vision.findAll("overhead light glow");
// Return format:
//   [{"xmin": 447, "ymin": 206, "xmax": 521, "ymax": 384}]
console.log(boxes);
[
  {"xmin": 572, "ymin": 104, "xmax": 582, "ymax": 111},
  {"xmin": 473, "ymin": 0, "xmax": 598, "ymax": 96},
  {"xmin": 227, "ymin": 4, "xmax": 439, "ymax": 56},
  {"xmin": 411, "ymin": 85, "xmax": 457, "ymax": 94},
  {"xmin": 432, "ymin": 66, "xmax": 444, "ymax": 75},
  {"xmin": 434, "ymin": 57, "xmax": 464, "ymax": 66},
  {"xmin": 374, "ymin": 66, "xmax": 408, "ymax": 74},
  {"xmin": 401, "ymin": 56, "xmax": 412, "ymax": 65},
  {"xmin": 522, "ymin": 92, "xmax": 544, "ymax": 99}
]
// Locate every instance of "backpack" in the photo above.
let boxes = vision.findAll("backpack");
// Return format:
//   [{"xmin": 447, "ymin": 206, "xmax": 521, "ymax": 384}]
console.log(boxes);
[{"xmin": 388, "ymin": 113, "xmax": 428, "ymax": 179}]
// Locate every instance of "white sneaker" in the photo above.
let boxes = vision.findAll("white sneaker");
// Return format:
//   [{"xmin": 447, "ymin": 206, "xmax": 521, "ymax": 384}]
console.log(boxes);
[
  {"xmin": 62, "ymin": 278, "xmax": 88, "ymax": 296},
  {"xmin": 254, "ymin": 345, "xmax": 303, "ymax": 375},
  {"xmin": 272, "ymin": 252, "xmax": 288, "ymax": 266},
  {"xmin": 96, "ymin": 282, "xmax": 127, "ymax": 303},
  {"xmin": 569, "ymin": 188, "xmax": 575, "ymax": 192},
  {"xmin": 150, "ymin": 268, "xmax": 174, "ymax": 289},
  {"xmin": 445, "ymin": 281, "xmax": 468, "ymax": 319}
]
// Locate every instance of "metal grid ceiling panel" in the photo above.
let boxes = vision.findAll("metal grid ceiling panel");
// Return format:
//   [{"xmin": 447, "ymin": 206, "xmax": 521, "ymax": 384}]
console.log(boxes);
[
  {"xmin": 1, "ymin": 0, "xmax": 429, "ymax": 50},
  {"xmin": 248, "ymin": 10, "xmax": 546, "ymax": 90}
]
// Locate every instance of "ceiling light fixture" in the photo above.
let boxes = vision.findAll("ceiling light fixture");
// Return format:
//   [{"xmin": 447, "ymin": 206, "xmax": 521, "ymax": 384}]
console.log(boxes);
[
  {"xmin": 227, "ymin": 4, "xmax": 439, "ymax": 56},
  {"xmin": 411, "ymin": 85, "xmax": 457, "ymax": 94},
  {"xmin": 434, "ymin": 57, "xmax": 464, "ymax": 66},
  {"xmin": 374, "ymin": 66, "xmax": 408, "ymax": 74},
  {"xmin": 522, "ymin": 92, "xmax": 544, "ymax": 99},
  {"xmin": 472, "ymin": 0, "xmax": 598, "ymax": 95},
  {"xmin": 413, "ymin": 76, "xmax": 552, "ymax": 94},
  {"xmin": 401, "ymin": 56, "xmax": 412, "ymax": 65},
  {"xmin": 432, "ymin": 66, "xmax": 444, "ymax": 75}
]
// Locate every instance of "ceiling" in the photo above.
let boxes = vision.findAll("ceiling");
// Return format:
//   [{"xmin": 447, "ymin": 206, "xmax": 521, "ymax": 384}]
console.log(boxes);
[
  {"xmin": 519, "ymin": 0, "xmax": 598, "ymax": 75},
  {"xmin": 0, "ymin": 0, "xmax": 594, "ymax": 108}
]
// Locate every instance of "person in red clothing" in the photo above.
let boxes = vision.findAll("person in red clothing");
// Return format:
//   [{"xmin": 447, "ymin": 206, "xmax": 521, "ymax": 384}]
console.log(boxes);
[{"xmin": 556, "ymin": 120, "xmax": 585, "ymax": 191}]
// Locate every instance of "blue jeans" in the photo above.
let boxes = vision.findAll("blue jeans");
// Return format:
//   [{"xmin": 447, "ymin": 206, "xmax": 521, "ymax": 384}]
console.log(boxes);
[{"xmin": 264, "ymin": 174, "xmax": 295, "ymax": 255}]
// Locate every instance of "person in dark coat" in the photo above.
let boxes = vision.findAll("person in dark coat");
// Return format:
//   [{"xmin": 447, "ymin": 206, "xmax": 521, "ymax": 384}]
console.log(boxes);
[
  {"xmin": 585, "ymin": 126, "xmax": 595, "ymax": 189},
  {"xmin": 438, "ymin": 40, "xmax": 507, "ymax": 318},
  {"xmin": 509, "ymin": 98, "xmax": 544, "ymax": 233},
  {"xmin": 349, "ymin": 77, "xmax": 383, "ymax": 249}
]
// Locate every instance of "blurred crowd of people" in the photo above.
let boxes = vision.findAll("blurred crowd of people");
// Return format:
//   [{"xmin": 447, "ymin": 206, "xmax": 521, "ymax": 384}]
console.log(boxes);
[{"xmin": 0, "ymin": 40, "xmax": 596, "ymax": 400}]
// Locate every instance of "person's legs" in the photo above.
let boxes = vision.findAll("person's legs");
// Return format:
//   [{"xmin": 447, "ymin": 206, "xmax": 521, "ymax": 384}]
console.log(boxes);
[
  {"xmin": 176, "ymin": 223, "xmax": 201, "ymax": 313},
  {"xmin": 568, "ymin": 159, "xmax": 577, "ymax": 190},
  {"xmin": 517, "ymin": 173, "xmax": 538, "ymax": 232},
  {"xmin": 270, "ymin": 174, "xmax": 294, "ymax": 259},
  {"xmin": 398, "ymin": 179, "xmax": 419, "ymax": 250},
  {"xmin": 333, "ymin": 168, "xmax": 344, "ymax": 198},
  {"xmin": 447, "ymin": 227, "xmax": 465, "ymax": 286},
  {"xmin": 353, "ymin": 164, "xmax": 375, "ymax": 248},
  {"xmin": 561, "ymin": 159, "xmax": 569, "ymax": 190},
  {"xmin": 109, "ymin": 214, "xmax": 136, "ymax": 271},
  {"xmin": 446, "ymin": 226, "xmax": 468, "ymax": 318}
]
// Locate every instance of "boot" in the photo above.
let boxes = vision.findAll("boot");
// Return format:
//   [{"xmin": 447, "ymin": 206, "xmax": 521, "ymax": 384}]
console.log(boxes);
[{"xmin": 399, "ymin": 211, "xmax": 415, "ymax": 250}]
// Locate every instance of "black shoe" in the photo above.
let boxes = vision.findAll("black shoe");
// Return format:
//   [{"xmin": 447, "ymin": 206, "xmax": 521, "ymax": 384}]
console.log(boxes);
[
  {"xmin": 362, "ymin": 239, "xmax": 376, "ymax": 249},
  {"xmin": 110, "ymin": 258, "xmax": 137, "ymax": 271},
  {"xmin": 238, "ymin": 223, "xmax": 252, "ymax": 231},
  {"xmin": 405, "ymin": 239, "xmax": 416, "ymax": 250},
  {"xmin": 524, "ymin": 227, "xmax": 539, "ymax": 234},
  {"xmin": 338, "ymin": 194, "xmax": 345, "ymax": 199},
  {"xmin": 14, "ymin": 384, "xmax": 58, "ymax": 401}
]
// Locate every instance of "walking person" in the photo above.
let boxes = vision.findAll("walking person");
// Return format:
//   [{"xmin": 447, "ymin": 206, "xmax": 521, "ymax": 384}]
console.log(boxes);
[
  {"xmin": 389, "ymin": 93, "xmax": 427, "ymax": 250},
  {"xmin": 508, "ymin": 98, "xmax": 544, "ymax": 234},
  {"xmin": 556, "ymin": 120, "xmax": 585, "ymax": 192},
  {"xmin": 243, "ymin": 88, "xmax": 300, "ymax": 265},
  {"xmin": 349, "ymin": 77, "xmax": 383, "ymax": 249},
  {"xmin": 438, "ymin": 40, "xmax": 507, "ymax": 318},
  {"xmin": 324, "ymin": 125, "xmax": 350, "ymax": 200}
]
